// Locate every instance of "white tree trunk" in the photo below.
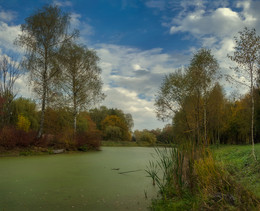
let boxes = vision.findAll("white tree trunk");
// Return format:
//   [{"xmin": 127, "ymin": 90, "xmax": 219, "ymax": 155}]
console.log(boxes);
[{"xmin": 251, "ymin": 73, "xmax": 256, "ymax": 160}]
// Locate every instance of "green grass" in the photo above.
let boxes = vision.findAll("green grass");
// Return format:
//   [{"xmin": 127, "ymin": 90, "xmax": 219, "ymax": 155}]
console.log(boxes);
[
  {"xmin": 150, "ymin": 144, "xmax": 260, "ymax": 210},
  {"xmin": 212, "ymin": 143, "xmax": 260, "ymax": 197},
  {"xmin": 0, "ymin": 147, "xmax": 51, "ymax": 157}
]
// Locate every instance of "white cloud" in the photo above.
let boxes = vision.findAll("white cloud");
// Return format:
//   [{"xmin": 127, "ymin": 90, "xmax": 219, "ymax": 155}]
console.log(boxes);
[
  {"xmin": 132, "ymin": 64, "xmax": 142, "ymax": 70},
  {"xmin": 0, "ymin": 51, "xmax": 32, "ymax": 99},
  {"xmin": 102, "ymin": 87, "xmax": 165, "ymax": 130},
  {"xmin": 0, "ymin": 10, "xmax": 16, "ymax": 22},
  {"xmin": 0, "ymin": 21, "xmax": 21, "ymax": 52},
  {"xmin": 145, "ymin": 0, "xmax": 165, "ymax": 10},
  {"xmin": 95, "ymin": 44, "xmax": 178, "ymax": 97},
  {"xmin": 70, "ymin": 12, "xmax": 94, "ymax": 42},
  {"xmin": 53, "ymin": 0, "xmax": 72, "ymax": 7},
  {"xmin": 166, "ymin": 0, "xmax": 260, "ymax": 97},
  {"xmin": 95, "ymin": 44, "xmax": 187, "ymax": 129},
  {"xmin": 169, "ymin": 0, "xmax": 260, "ymax": 40},
  {"xmin": 170, "ymin": 7, "xmax": 244, "ymax": 38},
  {"xmin": 70, "ymin": 13, "xmax": 81, "ymax": 28},
  {"xmin": 14, "ymin": 72, "xmax": 33, "ymax": 99}
]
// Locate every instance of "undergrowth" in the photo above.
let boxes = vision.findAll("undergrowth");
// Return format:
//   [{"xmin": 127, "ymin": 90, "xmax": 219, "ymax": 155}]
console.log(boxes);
[
  {"xmin": 213, "ymin": 144, "xmax": 260, "ymax": 198},
  {"xmin": 146, "ymin": 143, "xmax": 260, "ymax": 210}
]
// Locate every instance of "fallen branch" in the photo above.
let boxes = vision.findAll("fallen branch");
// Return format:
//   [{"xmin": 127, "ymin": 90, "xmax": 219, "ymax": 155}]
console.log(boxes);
[
  {"xmin": 111, "ymin": 168, "xmax": 120, "ymax": 170},
  {"xmin": 118, "ymin": 169, "xmax": 142, "ymax": 174}
]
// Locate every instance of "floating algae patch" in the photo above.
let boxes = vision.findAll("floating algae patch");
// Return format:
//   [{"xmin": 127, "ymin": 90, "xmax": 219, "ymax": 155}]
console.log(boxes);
[{"xmin": 0, "ymin": 147, "xmax": 157, "ymax": 210}]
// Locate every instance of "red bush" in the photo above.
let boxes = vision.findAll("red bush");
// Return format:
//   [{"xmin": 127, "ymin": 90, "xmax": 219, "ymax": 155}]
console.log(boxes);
[
  {"xmin": 16, "ymin": 130, "xmax": 37, "ymax": 147},
  {"xmin": 35, "ymin": 134, "xmax": 55, "ymax": 148},
  {"xmin": 53, "ymin": 128, "xmax": 76, "ymax": 150},
  {"xmin": 76, "ymin": 130, "xmax": 101, "ymax": 151},
  {"xmin": 0, "ymin": 126, "xmax": 17, "ymax": 149},
  {"xmin": 0, "ymin": 126, "xmax": 36, "ymax": 149}
]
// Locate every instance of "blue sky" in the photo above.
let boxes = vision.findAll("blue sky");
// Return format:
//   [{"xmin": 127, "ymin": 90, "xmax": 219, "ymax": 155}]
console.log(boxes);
[{"xmin": 0, "ymin": 0, "xmax": 260, "ymax": 130}]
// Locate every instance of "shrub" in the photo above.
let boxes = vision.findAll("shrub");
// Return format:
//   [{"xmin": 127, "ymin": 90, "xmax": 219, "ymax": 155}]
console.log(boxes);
[
  {"xmin": 101, "ymin": 115, "xmax": 131, "ymax": 141},
  {"xmin": 56, "ymin": 128, "xmax": 76, "ymax": 150},
  {"xmin": 103, "ymin": 125, "xmax": 122, "ymax": 141},
  {"xmin": 194, "ymin": 153, "xmax": 260, "ymax": 210},
  {"xmin": 15, "ymin": 129, "xmax": 36, "ymax": 147},
  {"xmin": 0, "ymin": 126, "xmax": 36, "ymax": 149},
  {"xmin": 35, "ymin": 134, "xmax": 53, "ymax": 148},
  {"xmin": 134, "ymin": 130, "xmax": 156, "ymax": 144},
  {"xmin": 76, "ymin": 114, "xmax": 102, "ymax": 150},
  {"xmin": 13, "ymin": 98, "xmax": 39, "ymax": 131},
  {"xmin": 77, "ymin": 113, "xmax": 89, "ymax": 133},
  {"xmin": 17, "ymin": 114, "xmax": 31, "ymax": 132},
  {"xmin": 76, "ymin": 130, "xmax": 101, "ymax": 151},
  {"xmin": 0, "ymin": 126, "xmax": 17, "ymax": 149}
]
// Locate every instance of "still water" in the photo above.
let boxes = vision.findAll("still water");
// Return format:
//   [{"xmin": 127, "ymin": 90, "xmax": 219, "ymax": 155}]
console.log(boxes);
[{"xmin": 0, "ymin": 147, "xmax": 157, "ymax": 210}]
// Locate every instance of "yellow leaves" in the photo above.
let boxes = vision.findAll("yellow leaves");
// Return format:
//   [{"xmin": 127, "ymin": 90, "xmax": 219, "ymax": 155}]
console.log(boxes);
[
  {"xmin": 101, "ymin": 115, "xmax": 123, "ymax": 129},
  {"xmin": 17, "ymin": 114, "xmax": 30, "ymax": 132}
]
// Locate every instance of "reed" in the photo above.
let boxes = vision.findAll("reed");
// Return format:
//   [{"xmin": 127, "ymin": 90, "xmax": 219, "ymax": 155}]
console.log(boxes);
[{"xmin": 147, "ymin": 143, "xmax": 260, "ymax": 210}]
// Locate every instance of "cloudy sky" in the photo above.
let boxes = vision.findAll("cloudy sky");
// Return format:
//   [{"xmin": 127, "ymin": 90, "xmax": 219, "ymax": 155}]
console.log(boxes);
[{"xmin": 0, "ymin": 0, "xmax": 260, "ymax": 130}]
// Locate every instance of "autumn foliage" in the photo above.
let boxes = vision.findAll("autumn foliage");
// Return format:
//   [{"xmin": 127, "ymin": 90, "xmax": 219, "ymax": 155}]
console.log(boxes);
[
  {"xmin": 17, "ymin": 114, "xmax": 31, "ymax": 132},
  {"xmin": 76, "ymin": 114, "xmax": 101, "ymax": 151},
  {"xmin": 101, "ymin": 115, "xmax": 131, "ymax": 141},
  {"xmin": 0, "ymin": 126, "xmax": 36, "ymax": 149}
]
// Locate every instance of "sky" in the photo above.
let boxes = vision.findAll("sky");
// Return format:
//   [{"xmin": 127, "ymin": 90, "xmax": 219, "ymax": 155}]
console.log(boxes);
[{"xmin": 0, "ymin": 0, "xmax": 260, "ymax": 130}]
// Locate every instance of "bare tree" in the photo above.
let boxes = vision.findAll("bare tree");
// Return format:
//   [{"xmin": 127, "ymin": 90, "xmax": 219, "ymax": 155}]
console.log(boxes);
[
  {"xmin": 58, "ymin": 42, "xmax": 105, "ymax": 132},
  {"xmin": 0, "ymin": 55, "xmax": 21, "ymax": 126},
  {"xmin": 15, "ymin": 5, "xmax": 78, "ymax": 138},
  {"xmin": 228, "ymin": 27, "xmax": 260, "ymax": 160}
]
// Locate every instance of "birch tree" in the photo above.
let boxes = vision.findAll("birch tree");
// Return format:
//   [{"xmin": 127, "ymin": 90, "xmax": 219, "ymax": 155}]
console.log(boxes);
[
  {"xmin": 58, "ymin": 42, "xmax": 104, "ymax": 133},
  {"xmin": 188, "ymin": 48, "xmax": 219, "ymax": 145},
  {"xmin": 228, "ymin": 27, "xmax": 260, "ymax": 160},
  {"xmin": 155, "ymin": 49, "xmax": 219, "ymax": 145},
  {"xmin": 15, "ymin": 5, "xmax": 78, "ymax": 138}
]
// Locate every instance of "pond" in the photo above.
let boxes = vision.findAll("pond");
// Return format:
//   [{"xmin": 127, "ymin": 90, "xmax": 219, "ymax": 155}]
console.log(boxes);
[{"xmin": 0, "ymin": 147, "xmax": 157, "ymax": 210}]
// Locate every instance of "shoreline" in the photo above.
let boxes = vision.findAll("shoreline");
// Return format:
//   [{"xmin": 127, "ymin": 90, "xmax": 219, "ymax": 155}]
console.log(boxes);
[{"xmin": 0, "ymin": 142, "xmax": 171, "ymax": 157}]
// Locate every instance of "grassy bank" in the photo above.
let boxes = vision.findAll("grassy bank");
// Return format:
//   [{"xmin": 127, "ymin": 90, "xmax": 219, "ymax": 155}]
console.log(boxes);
[
  {"xmin": 149, "ymin": 144, "xmax": 260, "ymax": 210},
  {"xmin": 0, "ymin": 146, "xmax": 99, "ymax": 157},
  {"xmin": 0, "ymin": 147, "xmax": 53, "ymax": 157},
  {"xmin": 213, "ymin": 144, "xmax": 260, "ymax": 198}
]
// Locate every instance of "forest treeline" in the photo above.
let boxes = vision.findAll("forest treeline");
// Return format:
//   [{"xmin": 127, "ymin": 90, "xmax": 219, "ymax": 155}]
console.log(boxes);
[
  {"xmin": 167, "ymin": 83, "xmax": 260, "ymax": 145},
  {"xmin": 0, "ymin": 95, "xmax": 135, "ymax": 150},
  {"xmin": 155, "ymin": 28, "xmax": 260, "ymax": 149}
]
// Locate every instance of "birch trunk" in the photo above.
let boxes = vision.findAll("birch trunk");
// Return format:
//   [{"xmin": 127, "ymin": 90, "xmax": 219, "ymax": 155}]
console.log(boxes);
[
  {"xmin": 37, "ymin": 79, "xmax": 47, "ymax": 139},
  {"xmin": 251, "ymin": 71, "xmax": 256, "ymax": 160}
]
